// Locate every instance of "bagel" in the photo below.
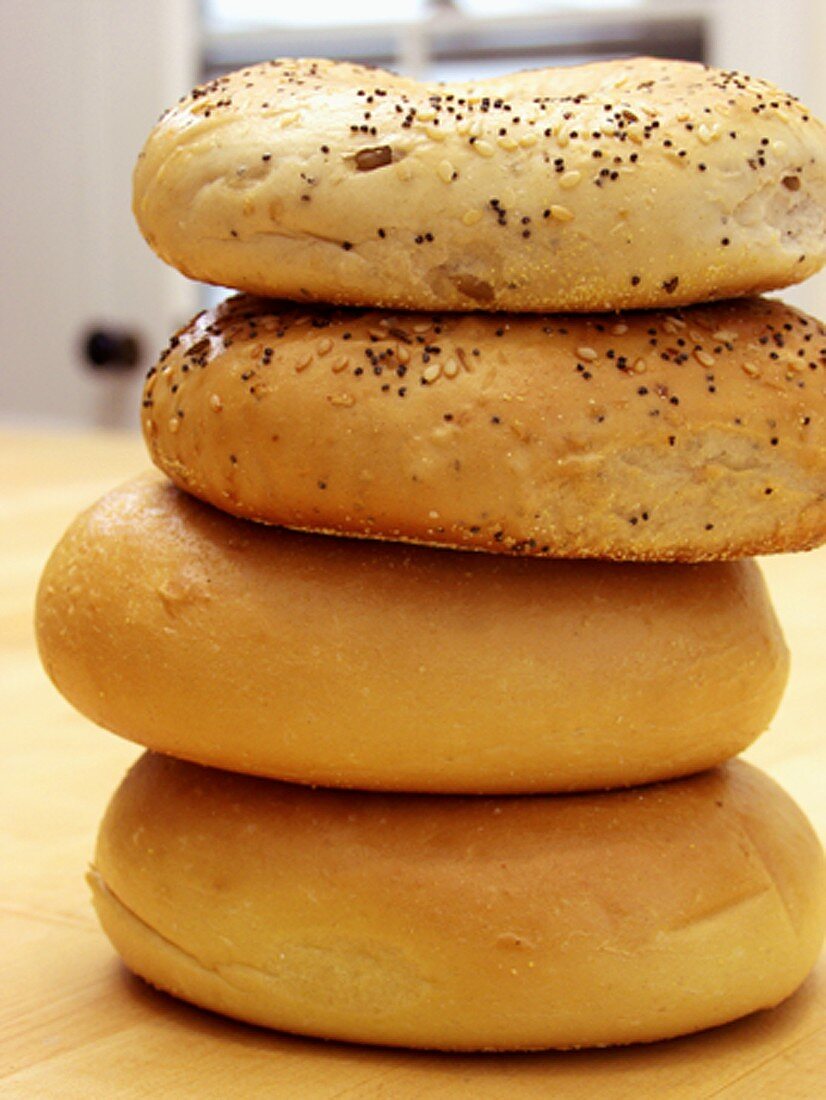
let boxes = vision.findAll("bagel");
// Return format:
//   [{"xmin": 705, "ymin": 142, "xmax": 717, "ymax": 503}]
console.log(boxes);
[
  {"xmin": 89, "ymin": 754, "xmax": 826, "ymax": 1050},
  {"xmin": 132, "ymin": 57, "xmax": 826, "ymax": 312},
  {"xmin": 141, "ymin": 294, "xmax": 826, "ymax": 561},
  {"xmin": 36, "ymin": 475, "xmax": 789, "ymax": 793}
]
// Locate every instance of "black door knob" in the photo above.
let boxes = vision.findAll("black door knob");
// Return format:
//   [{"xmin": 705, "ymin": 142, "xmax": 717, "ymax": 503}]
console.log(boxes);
[{"xmin": 83, "ymin": 327, "xmax": 142, "ymax": 370}]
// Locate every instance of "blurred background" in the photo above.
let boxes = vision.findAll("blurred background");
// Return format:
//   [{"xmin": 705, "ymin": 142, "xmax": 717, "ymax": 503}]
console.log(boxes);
[{"xmin": 2, "ymin": 0, "xmax": 825, "ymax": 431}]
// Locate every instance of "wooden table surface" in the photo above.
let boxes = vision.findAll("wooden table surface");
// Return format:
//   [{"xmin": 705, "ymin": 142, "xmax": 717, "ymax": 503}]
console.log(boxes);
[{"xmin": 1, "ymin": 430, "xmax": 824, "ymax": 1099}]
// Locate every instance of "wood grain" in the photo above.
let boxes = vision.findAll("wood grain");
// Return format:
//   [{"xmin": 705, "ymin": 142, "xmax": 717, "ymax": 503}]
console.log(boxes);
[{"xmin": 1, "ymin": 430, "xmax": 823, "ymax": 1098}]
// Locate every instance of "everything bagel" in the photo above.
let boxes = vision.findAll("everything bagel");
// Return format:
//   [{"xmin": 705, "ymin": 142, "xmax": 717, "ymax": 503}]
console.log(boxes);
[
  {"xmin": 141, "ymin": 294, "xmax": 826, "ymax": 561},
  {"xmin": 133, "ymin": 57, "xmax": 826, "ymax": 312}
]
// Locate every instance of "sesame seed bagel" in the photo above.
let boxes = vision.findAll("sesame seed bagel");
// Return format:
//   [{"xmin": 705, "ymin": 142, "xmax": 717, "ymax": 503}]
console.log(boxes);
[
  {"xmin": 132, "ymin": 57, "xmax": 826, "ymax": 312},
  {"xmin": 142, "ymin": 294, "xmax": 826, "ymax": 561},
  {"xmin": 35, "ymin": 475, "xmax": 789, "ymax": 793},
  {"xmin": 89, "ymin": 754, "xmax": 826, "ymax": 1050}
]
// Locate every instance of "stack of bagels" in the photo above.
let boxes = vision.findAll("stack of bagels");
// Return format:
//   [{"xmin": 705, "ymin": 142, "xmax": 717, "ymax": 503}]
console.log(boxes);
[{"xmin": 37, "ymin": 57, "xmax": 826, "ymax": 1051}]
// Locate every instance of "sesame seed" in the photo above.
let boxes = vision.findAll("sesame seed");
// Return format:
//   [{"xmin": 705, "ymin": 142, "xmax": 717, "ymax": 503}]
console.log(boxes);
[
  {"xmin": 328, "ymin": 393, "xmax": 355, "ymax": 407},
  {"xmin": 576, "ymin": 346, "xmax": 598, "ymax": 361},
  {"xmin": 437, "ymin": 159, "xmax": 457, "ymax": 183},
  {"xmin": 550, "ymin": 204, "xmax": 574, "ymax": 222},
  {"xmin": 694, "ymin": 349, "xmax": 716, "ymax": 367},
  {"xmin": 316, "ymin": 338, "xmax": 333, "ymax": 356},
  {"xmin": 209, "ymin": 393, "xmax": 223, "ymax": 411},
  {"xmin": 423, "ymin": 363, "xmax": 442, "ymax": 383},
  {"xmin": 697, "ymin": 122, "xmax": 720, "ymax": 144},
  {"xmin": 472, "ymin": 140, "xmax": 495, "ymax": 158},
  {"xmin": 332, "ymin": 355, "xmax": 350, "ymax": 373},
  {"xmin": 295, "ymin": 353, "xmax": 313, "ymax": 372},
  {"xmin": 462, "ymin": 209, "xmax": 483, "ymax": 226},
  {"xmin": 559, "ymin": 170, "xmax": 582, "ymax": 190},
  {"xmin": 741, "ymin": 362, "xmax": 761, "ymax": 377},
  {"xmin": 443, "ymin": 357, "xmax": 459, "ymax": 378}
]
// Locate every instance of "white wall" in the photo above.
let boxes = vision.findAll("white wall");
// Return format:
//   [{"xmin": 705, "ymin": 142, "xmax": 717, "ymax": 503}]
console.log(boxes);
[
  {"xmin": 0, "ymin": 0, "xmax": 198, "ymax": 431},
  {"xmin": 705, "ymin": 0, "xmax": 826, "ymax": 316}
]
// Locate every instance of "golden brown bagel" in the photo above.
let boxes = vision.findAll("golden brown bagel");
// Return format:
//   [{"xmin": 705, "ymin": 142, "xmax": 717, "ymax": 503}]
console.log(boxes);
[
  {"xmin": 133, "ymin": 57, "xmax": 826, "ymax": 311},
  {"xmin": 89, "ymin": 754, "xmax": 826, "ymax": 1050},
  {"xmin": 142, "ymin": 294, "xmax": 826, "ymax": 561},
  {"xmin": 35, "ymin": 475, "xmax": 789, "ymax": 793}
]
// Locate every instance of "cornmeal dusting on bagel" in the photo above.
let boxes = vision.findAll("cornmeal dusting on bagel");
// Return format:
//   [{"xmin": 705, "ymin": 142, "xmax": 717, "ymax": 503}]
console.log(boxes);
[{"xmin": 134, "ymin": 57, "xmax": 826, "ymax": 311}]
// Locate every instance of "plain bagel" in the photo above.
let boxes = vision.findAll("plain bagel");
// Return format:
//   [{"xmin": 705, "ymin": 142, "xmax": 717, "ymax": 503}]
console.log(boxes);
[
  {"xmin": 132, "ymin": 57, "xmax": 826, "ymax": 312},
  {"xmin": 142, "ymin": 294, "xmax": 826, "ymax": 561},
  {"xmin": 35, "ymin": 475, "xmax": 789, "ymax": 793},
  {"xmin": 89, "ymin": 754, "xmax": 826, "ymax": 1050}
]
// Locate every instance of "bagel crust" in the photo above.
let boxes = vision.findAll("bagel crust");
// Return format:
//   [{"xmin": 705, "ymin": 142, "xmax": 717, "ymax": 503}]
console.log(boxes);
[
  {"xmin": 35, "ymin": 475, "xmax": 789, "ymax": 793},
  {"xmin": 90, "ymin": 754, "xmax": 826, "ymax": 1050},
  {"xmin": 133, "ymin": 57, "xmax": 826, "ymax": 312},
  {"xmin": 142, "ymin": 294, "xmax": 826, "ymax": 561}
]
